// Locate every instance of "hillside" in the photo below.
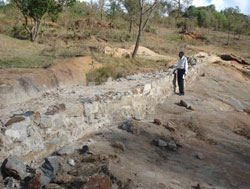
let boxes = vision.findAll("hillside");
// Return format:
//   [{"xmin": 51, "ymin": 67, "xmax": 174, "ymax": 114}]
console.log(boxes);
[{"xmin": 0, "ymin": 1, "xmax": 250, "ymax": 189}]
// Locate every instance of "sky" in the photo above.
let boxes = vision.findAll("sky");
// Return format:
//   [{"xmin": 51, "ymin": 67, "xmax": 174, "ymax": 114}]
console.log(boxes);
[
  {"xmin": 192, "ymin": 0, "xmax": 250, "ymax": 15},
  {"xmin": 81, "ymin": 0, "xmax": 250, "ymax": 15}
]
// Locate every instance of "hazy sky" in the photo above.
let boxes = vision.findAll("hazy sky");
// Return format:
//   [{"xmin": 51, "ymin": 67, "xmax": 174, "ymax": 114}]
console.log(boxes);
[
  {"xmin": 81, "ymin": 0, "xmax": 250, "ymax": 15},
  {"xmin": 192, "ymin": 0, "xmax": 250, "ymax": 15}
]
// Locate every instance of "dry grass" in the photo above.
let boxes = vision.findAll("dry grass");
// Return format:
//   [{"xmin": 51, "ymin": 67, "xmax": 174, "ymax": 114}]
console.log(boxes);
[
  {"xmin": 87, "ymin": 53, "xmax": 170, "ymax": 84},
  {"xmin": 0, "ymin": 34, "xmax": 55, "ymax": 68}
]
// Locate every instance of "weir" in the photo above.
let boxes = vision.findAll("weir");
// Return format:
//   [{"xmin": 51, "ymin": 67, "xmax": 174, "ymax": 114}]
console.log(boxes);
[{"xmin": 0, "ymin": 52, "xmax": 218, "ymax": 163}]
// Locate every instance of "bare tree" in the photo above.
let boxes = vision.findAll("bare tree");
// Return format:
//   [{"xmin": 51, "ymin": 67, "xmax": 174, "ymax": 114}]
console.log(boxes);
[{"xmin": 132, "ymin": 0, "xmax": 159, "ymax": 58}]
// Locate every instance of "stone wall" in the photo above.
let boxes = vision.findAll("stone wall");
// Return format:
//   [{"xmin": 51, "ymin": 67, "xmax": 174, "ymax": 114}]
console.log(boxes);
[{"xmin": 0, "ymin": 52, "xmax": 218, "ymax": 164}]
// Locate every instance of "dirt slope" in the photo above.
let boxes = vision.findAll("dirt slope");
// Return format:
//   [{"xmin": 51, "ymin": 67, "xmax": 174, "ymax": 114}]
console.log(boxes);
[{"xmin": 0, "ymin": 56, "xmax": 102, "ymax": 105}]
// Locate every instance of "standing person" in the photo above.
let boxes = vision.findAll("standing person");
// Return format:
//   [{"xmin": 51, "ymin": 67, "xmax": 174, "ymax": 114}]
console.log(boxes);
[{"xmin": 176, "ymin": 51, "xmax": 188, "ymax": 96}]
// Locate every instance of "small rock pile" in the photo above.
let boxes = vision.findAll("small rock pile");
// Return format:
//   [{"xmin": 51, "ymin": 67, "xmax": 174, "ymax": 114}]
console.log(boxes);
[{"xmin": 154, "ymin": 139, "xmax": 180, "ymax": 152}]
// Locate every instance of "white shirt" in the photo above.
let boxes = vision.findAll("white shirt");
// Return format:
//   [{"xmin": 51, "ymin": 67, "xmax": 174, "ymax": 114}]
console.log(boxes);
[{"xmin": 177, "ymin": 56, "xmax": 188, "ymax": 74}]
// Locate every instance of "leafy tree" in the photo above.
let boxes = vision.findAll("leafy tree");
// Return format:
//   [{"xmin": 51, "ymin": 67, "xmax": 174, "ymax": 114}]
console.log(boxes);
[
  {"xmin": 157, "ymin": 0, "xmax": 172, "ymax": 16},
  {"xmin": 12, "ymin": 0, "xmax": 75, "ymax": 41},
  {"xmin": 170, "ymin": 0, "xmax": 192, "ymax": 18},
  {"xmin": 184, "ymin": 5, "xmax": 198, "ymax": 18},
  {"xmin": 223, "ymin": 6, "xmax": 240, "ymax": 15},
  {"xmin": 197, "ymin": 10, "xmax": 205, "ymax": 27},
  {"xmin": 106, "ymin": 0, "xmax": 123, "ymax": 19},
  {"xmin": 214, "ymin": 12, "xmax": 227, "ymax": 30},
  {"xmin": 158, "ymin": 0, "xmax": 173, "ymax": 16},
  {"xmin": 122, "ymin": 0, "xmax": 140, "ymax": 33}
]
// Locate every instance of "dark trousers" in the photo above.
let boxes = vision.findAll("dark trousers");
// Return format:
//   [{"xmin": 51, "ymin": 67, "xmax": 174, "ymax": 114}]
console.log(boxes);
[{"xmin": 177, "ymin": 69, "xmax": 185, "ymax": 94}]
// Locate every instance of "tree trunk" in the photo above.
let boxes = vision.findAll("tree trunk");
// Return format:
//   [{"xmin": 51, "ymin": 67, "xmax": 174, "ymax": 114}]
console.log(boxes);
[
  {"xmin": 178, "ymin": 0, "xmax": 181, "ymax": 17},
  {"xmin": 132, "ymin": 7, "xmax": 143, "ymax": 58},
  {"xmin": 30, "ymin": 20, "xmax": 41, "ymax": 42},
  {"xmin": 238, "ymin": 32, "xmax": 241, "ymax": 40},
  {"xmin": 131, "ymin": 0, "xmax": 158, "ymax": 58},
  {"xmin": 101, "ymin": 9, "xmax": 103, "ymax": 22},
  {"xmin": 226, "ymin": 30, "xmax": 230, "ymax": 45},
  {"xmin": 129, "ymin": 19, "xmax": 133, "ymax": 33}
]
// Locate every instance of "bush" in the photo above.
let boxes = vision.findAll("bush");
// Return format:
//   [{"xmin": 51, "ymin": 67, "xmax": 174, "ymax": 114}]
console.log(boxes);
[
  {"xmin": 86, "ymin": 66, "xmax": 116, "ymax": 84},
  {"xmin": 11, "ymin": 24, "xmax": 28, "ymax": 39},
  {"xmin": 169, "ymin": 34, "xmax": 183, "ymax": 41}
]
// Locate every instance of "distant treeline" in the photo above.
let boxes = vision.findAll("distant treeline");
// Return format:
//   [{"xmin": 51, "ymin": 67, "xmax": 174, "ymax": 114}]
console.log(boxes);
[{"xmin": 0, "ymin": 0, "xmax": 249, "ymax": 38}]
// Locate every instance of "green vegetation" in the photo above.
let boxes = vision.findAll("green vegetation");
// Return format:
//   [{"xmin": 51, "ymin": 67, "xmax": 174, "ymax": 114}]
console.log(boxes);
[
  {"xmin": 11, "ymin": 0, "xmax": 75, "ymax": 41},
  {"xmin": 183, "ymin": 5, "xmax": 250, "ymax": 36},
  {"xmin": 0, "ymin": 34, "xmax": 55, "ymax": 68}
]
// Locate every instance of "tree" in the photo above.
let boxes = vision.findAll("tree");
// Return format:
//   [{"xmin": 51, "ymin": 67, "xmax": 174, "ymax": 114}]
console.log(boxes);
[
  {"xmin": 98, "ymin": 0, "xmax": 106, "ymax": 21},
  {"xmin": 170, "ymin": 0, "xmax": 192, "ymax": 18},
  {"xmin": 107, "ymin": 0, "xmax": 123, "ymax": 19},
  {"xmin": 197, "ymin": 10, "xmax": 206, "ymax": 27},
  {"xmin": 122, "ymin": 0, "xmax": 140, "ymax": 33},
  {"xmin": 132, "ymin": 0, "xmax": 159, "ymax": 58},
  {"xmin": 158, "ymin": 0, "xmax": 172, "ymax": 16},
  {"xmin": 223, "ymin": 6, "xmax": 241, "ymax": 45},
  {"xmin": 12, "ymin": 0, "xmax": 75, "ymax": 42}
]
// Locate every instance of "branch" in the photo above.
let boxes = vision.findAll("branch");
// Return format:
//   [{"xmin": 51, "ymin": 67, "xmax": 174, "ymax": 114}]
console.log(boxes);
[
  {"xmin": 138, "ymin": 0, "xmax": 142, "ymax": 9},
  {"xmin": 24, "ymin": 17, "xmax": 31, "ymax": 33},
  {"xmin": 142, "ymin": 0, "xmax": 158, "ymax": 15},
  {"xmin": 142, "ymin": 0, "xmax": 158, "ymax": 31}
]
